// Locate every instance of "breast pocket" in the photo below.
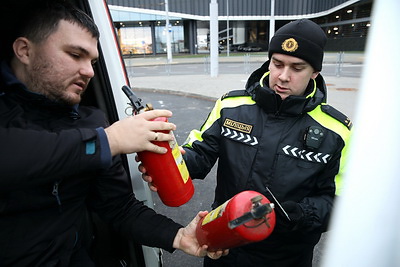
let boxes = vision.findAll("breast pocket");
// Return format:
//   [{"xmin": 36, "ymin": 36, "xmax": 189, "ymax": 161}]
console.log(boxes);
[{"xmin": 280, "ymin": 144, "xmax": 332, "ymax": 166}]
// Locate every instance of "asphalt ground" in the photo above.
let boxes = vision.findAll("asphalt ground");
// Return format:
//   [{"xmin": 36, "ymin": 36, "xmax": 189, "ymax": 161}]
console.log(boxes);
[
  {"xmin": 135, "ymin": 90, "xmax": 216, "ymax": 267},
  {"xmin": 127, "ymin": 53, "xmax": 361, "ymax": 266}
]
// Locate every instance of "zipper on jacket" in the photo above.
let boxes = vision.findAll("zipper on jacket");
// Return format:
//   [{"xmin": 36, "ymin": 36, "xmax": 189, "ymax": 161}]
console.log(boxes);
[{"xmin": 52, "ymin": 181, "xmax": 62, "ymax": 212}]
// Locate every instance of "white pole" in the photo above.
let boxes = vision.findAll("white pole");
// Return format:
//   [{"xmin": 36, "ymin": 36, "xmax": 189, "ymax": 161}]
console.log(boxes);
[
  {"xmin": 165, "ymin": 0, "xmax": 172, "ymax": 63},
  {"xmin": 322, "ymin": 0, "xmax": 400, "ymax": 266},
  {"xmin": 210, "ymin": 0, "xmax": 219, "ymax": 77},
  {"xmin": 226, "ymin": 0, "xmax": 230, "ymax": 57},
  {"xmin": 269, "ymin": 0, "xmax": 275, "ymax": 44}
]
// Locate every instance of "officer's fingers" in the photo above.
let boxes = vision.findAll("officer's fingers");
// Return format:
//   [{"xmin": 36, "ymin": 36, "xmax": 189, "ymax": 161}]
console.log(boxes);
[
  {"xmin": 179, "ymin": 146, "xmax": 186, "ymax": 155},
  {"xmin": 149, "ymin": 184, "xmax": 158, "ymax": 192},
  {"xmin": 138, "ymin": 164, "xmax": 147, "ymax": 174},
  {"xmin": 141, "ymin": 172, "xmax": 152, "ymax": 183}
]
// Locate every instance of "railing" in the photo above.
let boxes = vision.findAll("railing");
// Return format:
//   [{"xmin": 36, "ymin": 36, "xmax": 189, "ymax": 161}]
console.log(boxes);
[{"xmin": 124, "ymin": 52, "xmax": 364, "ymax": 78}]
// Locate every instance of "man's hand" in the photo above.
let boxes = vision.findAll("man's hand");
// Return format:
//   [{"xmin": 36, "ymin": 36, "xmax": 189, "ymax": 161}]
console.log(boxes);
[
  {"xmin": 104, "ymin": 109, "xmax": 176, "ymax": 156},
  {"xmin": 173, "ymin": 211, "xmax": 229, "ymax": 259}
]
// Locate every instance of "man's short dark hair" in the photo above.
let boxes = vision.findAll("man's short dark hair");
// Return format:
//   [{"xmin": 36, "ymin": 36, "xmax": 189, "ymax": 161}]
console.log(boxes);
[
  {"xmin": 0, "ymin": 0, "xmax": 100, "ymax": 62},
  {"xmin": 18, "ymin": 0, "xmax": 100, "ymax": 44}
]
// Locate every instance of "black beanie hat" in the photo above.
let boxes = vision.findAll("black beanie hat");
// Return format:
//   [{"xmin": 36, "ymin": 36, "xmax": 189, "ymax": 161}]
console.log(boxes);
[{"xmin": 268, "ymin": 19, "xmax": 327, "ymax": 71}]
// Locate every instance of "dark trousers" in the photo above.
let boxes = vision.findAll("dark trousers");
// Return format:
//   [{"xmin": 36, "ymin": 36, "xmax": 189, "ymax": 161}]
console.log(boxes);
[{"xmin": 203, "ymin": 243, "xmax": 314, "ymax": 267}]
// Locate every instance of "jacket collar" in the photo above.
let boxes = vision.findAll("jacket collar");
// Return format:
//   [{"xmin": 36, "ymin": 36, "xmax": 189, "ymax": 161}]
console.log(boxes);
[{"xmin": 245, "ymin": 60, "xmax": 327, "ymax": 116}]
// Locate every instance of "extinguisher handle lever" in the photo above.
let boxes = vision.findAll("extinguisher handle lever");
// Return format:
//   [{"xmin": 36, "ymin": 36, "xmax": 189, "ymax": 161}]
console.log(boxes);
[
  {"xmin": 122, "ymin": 85, "xmax": 145, "ymax": 113},
  {"xmin": 228, "ymin": 203, "xmax": 274, "ymax": 229}
]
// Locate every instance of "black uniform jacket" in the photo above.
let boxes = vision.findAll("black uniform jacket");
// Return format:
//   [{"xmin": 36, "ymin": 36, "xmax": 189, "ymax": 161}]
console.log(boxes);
[
  {"xmin": 183, "ymin": 61, "xmax": 351, "ymax": 265},
  {"xmin": 0, "ymin": 62, "xmax": 181, "ymax": 266}
]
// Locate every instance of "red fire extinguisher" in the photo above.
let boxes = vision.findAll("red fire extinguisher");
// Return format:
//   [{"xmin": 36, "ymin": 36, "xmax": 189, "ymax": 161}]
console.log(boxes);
[
  {"xmin": 196, "ymin": 190, "xmax": 275, "ymax": 251},
  {"xmin": 122, "ymin": 85, "xmax": 194, "ymax": 207}
]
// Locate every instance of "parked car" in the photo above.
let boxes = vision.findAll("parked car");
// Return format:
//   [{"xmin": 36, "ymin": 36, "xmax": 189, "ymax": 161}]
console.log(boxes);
[
  {"xmin": 0, "ymin": 0, "xmax": 161, "ymax": 266},
  {"xmin": 242, "ymin": 45, "xmax": 263, "ymax": 52}
]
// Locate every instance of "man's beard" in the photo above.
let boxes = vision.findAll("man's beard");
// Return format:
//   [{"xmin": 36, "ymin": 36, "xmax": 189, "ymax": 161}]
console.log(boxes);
[{"xmin": 27, "ymin": 62, "xmax": 83, "ymax": 106}]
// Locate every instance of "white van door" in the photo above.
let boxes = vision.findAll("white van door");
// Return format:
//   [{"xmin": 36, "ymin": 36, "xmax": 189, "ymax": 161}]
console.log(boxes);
[{"xmin": 87, "ymin": 1, "xmax": 161, "ymax": 265}]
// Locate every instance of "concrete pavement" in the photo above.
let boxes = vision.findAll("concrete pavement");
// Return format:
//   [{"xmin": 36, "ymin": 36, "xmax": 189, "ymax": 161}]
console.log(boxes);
[{"xmin": 127, "ymin": 52, "xmax": 362, "ymax": 119}]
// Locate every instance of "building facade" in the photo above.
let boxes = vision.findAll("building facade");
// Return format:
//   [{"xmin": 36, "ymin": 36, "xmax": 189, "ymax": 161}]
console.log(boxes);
[{"xmin": 107, "ymin": 0, "xmax": 372, "ymax": 55}]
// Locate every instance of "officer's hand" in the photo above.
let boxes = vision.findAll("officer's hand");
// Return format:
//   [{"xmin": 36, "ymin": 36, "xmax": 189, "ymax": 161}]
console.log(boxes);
[
  {"xmin": 137, "ymin": 162, "xmax": 158, "ymax": 192},
  {"xmin": 274, "ymin": 201, "xmax": 304, "ymax": 232},
  {"xmin": 136, "ymin": 146, "xmax": 186, "ymax": 192},
  {"xmin": 173, "ymin": 211, "xmax": 229, "ymax": 258},
  {"xmin": 105, "ymin": 110, "xmax": 176, "ymax": 156},
  {"xmin": 179, "ymin": 146, "xmax": 186, "ymax": 155}
]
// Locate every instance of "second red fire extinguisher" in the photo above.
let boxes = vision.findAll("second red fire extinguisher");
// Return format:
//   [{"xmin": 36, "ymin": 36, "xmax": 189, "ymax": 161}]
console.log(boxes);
[
  {"xmin": 196, "ymin": 190, "xmax": 276, "ymax": 251},
  {"xmin": 122, "ymin": 85, "xmax": 194, "ymax": 207}
]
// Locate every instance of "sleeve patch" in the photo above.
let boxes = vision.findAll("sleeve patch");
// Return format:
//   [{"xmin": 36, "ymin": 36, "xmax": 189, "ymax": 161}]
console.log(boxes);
[{"xmin": 85, "ymin": 140, "xmax": 96, "ymax": 155}]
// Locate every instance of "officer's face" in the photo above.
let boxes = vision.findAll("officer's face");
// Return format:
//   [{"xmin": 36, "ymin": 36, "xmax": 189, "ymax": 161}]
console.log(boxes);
[
  {"xmin": 18, "ymin": 20, "xmax": 99, "ymax": 105},
  {"xmin": 268, "ymin": 53, "xmax": 319, "ymax": 100}
]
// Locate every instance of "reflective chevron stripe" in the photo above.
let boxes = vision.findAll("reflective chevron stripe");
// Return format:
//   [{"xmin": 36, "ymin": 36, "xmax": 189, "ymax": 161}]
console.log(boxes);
[
  {"xmin": 221, "ymin": 126, "xmax": 258, "ymax": 146},
  {"xmin": 282, "ymin": 145, "xmax": 331, "ymax": 164}
]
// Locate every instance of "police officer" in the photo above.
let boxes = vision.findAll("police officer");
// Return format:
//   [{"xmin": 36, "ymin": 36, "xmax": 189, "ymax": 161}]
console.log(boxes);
[{"xmin": 143, "ymin": 19, "xmax": 352, "ymax": 267}]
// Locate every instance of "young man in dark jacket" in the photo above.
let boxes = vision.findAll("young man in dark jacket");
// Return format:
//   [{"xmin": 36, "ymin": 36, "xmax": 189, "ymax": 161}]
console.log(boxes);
[
  {"xmin": 0, "ymin": 1, "xmax": 226, "ymax": 266},
  {"xmin": 142, "ymin": 19, "xmax": 352, "ymax": 267}
]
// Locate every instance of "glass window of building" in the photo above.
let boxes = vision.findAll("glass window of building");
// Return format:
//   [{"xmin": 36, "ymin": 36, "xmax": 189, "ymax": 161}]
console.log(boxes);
[{"xmin": 119, "ymin": 22, "xmax": 152, "ymax": 55}]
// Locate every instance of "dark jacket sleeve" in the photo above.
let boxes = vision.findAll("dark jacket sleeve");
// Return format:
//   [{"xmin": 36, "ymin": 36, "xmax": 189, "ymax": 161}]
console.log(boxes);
[
  {"xmin": 0, "ymin": 127, "xmax": 108, "ymax": 190},
  {"xmin": 182, "ymin": 100, "xmax": 223, "ymax": 179},
  {"xmin": 298, "ymin": 149, "xmax": 340, "ymax": 232},
  {"xmin": 183, "ymin": 143, "xmax": 218, "ymax": 180},
  {"xmin": 88, "ymin": 157, "xmax": 182, "ymax": 252}
]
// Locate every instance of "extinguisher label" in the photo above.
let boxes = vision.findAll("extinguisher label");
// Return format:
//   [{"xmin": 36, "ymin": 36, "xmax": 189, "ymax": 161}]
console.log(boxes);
[
  {"xmin": 170, "ymin": 133, "xmax": 190, "ymax": 183},
  {"xmin": 202, "ymin": 201, "xmax": 228, "ymax": 226}
]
